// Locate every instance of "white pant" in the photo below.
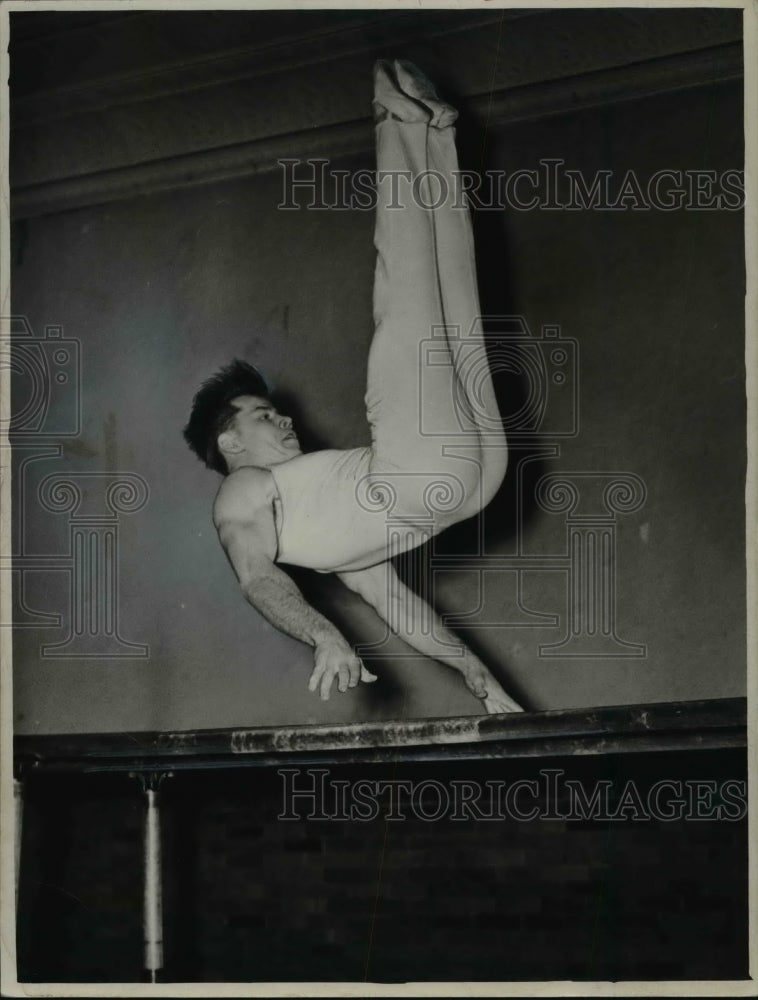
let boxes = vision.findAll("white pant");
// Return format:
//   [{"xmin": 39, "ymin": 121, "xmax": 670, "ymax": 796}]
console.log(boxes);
[
  {"xmin": 272, "ymin": 88, "xmax": 508, "ymax": 572},
  {"xmin": 365, "ymin": 116, "xmax": 508, "ymax": 528}
]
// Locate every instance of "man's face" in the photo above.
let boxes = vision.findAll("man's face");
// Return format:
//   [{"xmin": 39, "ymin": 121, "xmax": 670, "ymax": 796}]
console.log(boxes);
[{"xmin": 222, "ymin": 395, "xmax": 302, "ymax": 468}]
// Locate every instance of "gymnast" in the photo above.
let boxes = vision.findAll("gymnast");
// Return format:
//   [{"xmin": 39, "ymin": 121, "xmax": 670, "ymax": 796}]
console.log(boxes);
[{"xmin": 184, "ymin": 60, "xmax": 523, "ymax": 714}]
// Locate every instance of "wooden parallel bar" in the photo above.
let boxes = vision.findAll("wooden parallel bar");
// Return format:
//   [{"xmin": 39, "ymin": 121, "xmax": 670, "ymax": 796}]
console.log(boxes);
[{"xmin": 14, "ymin": 698, "xmax": 747, "ymax": 774}]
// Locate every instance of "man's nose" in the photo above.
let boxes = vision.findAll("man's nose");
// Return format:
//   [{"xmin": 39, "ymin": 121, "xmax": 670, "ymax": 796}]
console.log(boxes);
[{"xmin": 280, "ymin": 415, "xmax": 292, "ymax": 429}]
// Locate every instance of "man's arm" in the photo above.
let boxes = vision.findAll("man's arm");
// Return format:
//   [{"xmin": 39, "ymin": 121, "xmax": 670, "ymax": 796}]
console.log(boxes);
[
  {"xmin": 338, "ymin": 562, "xmax": 523, "ymax": 713},
  {"xmin": 214, "ymin": 470, "xmax": 376, "ymax": 700}
]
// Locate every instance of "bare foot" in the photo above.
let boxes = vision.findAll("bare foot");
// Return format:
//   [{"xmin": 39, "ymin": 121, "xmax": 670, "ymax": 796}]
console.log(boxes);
[
  {"xmin": 463, "ymin": 662, "xmax": 524, "ymax": 714},
  {"xmin": 482, "ymin": 689, "xmax": 524, "ymax": 715}
]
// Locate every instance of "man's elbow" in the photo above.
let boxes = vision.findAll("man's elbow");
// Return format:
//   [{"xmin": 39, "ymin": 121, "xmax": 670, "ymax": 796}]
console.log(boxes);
[{"xmin": 238, "ymin": 565, "xmax": 276, "ymax": 606}]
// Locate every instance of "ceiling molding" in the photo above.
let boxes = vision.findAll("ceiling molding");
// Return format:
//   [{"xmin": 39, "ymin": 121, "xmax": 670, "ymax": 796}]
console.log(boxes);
[
  {"xmin": 11, "ymin": 43, "xmax": 742, "ymax": 222},
  {"xmin": 11, "ymin": 10, "xmax": 508, "ymax": 125},
  {"xmin": 12, "ymin": 7, "xmax": 739, "ymax": 131}
]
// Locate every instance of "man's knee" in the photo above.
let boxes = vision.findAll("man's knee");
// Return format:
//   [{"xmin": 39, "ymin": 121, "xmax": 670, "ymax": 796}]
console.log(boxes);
[
  {"xmin": 480, "ymin": 445, "xmax": 508, "ymax": 509},
  {"xmin": 364, "ymin": 445, "xmax": 506, "ymax": 527},
  {"xmin": 440, "ymin": 447, "xmax": 507, "ymax": 525}
]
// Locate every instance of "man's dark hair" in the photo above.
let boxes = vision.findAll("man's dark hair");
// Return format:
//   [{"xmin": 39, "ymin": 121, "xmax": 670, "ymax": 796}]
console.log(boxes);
[{"xmin": 183, "ymin": 359, "xmax": 271, "ymax": 474}]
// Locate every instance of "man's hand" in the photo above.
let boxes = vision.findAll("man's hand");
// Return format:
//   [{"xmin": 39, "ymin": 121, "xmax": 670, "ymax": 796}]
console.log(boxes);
[
  {"xmin": 215, "ymin": 470, "xmax": 379, "ymax": 700},
  {"xmin": 308, "ymin": 639, "xmax": 378, "ymax": 700}
]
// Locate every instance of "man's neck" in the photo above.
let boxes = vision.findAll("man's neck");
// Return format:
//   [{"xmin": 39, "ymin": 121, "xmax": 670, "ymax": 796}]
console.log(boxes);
[{"xmin": 227, "ymin": 454, "xmax": 266, "ymax": 473}]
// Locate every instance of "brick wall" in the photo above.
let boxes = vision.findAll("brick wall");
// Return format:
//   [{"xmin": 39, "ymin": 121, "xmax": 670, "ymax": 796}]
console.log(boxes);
[{"xmin": 17, "ymin": 747, "xmax": 748, "ymax": 982}]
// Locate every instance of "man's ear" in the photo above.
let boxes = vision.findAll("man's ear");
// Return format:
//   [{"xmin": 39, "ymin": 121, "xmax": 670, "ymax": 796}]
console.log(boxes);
[{"xmin": 217, "ymin": 428, "xmax": 241, "ymax": 457}]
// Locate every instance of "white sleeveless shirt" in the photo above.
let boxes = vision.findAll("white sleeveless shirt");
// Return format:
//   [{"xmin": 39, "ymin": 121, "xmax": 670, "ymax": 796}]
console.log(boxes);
[{"xmin": 269, "ymin": 447, "xmax": 391, "ymax": 573}]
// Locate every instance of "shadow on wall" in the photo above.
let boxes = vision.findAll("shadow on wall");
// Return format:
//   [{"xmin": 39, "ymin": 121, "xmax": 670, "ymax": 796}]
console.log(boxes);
[{"xmin": 391, "ymin": 93, "xmax": 547, "ymax": 710}]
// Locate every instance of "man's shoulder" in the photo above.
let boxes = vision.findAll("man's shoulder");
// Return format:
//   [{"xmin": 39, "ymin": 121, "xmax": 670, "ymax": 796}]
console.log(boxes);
[{"xmin": 213, "ymin": 467, "xmax": 276, "ymax": 527}]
